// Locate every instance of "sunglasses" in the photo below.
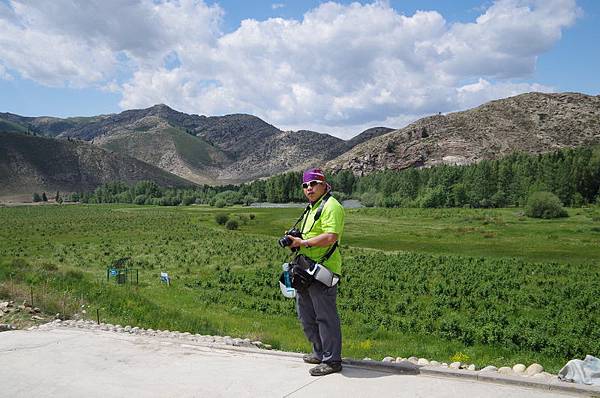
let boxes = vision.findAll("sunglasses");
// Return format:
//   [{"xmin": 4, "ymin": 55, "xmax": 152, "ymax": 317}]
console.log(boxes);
[{"xmin": 302, "ymin": 180, "xmax": 323, "ymax": 189}]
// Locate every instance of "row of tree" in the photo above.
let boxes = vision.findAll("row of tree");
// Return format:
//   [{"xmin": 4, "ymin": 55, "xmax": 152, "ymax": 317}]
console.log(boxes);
[{"xmin": 63, "ymin": 146, "xmax": 600, "ymax": 208}]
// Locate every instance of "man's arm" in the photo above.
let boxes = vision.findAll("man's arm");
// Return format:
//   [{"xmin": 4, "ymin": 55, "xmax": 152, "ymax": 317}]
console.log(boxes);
[{"xmin": 287, "ymin": 233, "xmax": 337, "ymax": 249}]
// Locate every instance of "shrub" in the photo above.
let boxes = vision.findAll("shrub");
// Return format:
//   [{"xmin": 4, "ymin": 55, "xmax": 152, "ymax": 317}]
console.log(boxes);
[
  {"xmin": 182, "ymin": 196, "xmax": 196, "ymax": 206},
  {"xmin": 214, "ymin": 199, "xmax": 226, "ymax": 208},
  {"xmin": 134, "ymin": 194, "xmax": 147, "ymax": 205},
  {"xmin": 215, "ymin": 214, "xmax": 229, "ymax": 225},
  {"xmin": 248, "ymin": 213, "xmax": 256, "ymax": 220},
  {"xmin": 32, "ymin": 192, "xmax": 41, "ymax": 202},
  {"xmin": 360, "ymin": 191, "xmax": 379, "ymax": 207},
  {"xmin": 242, "ymin": 194, "xmax": 257, "ymax": 206},
  {"xmin": 525, "ymin": 191, "xmax": 568, "ymax": 219},
  {"xmin": 225, "ymin": 219, "xmax": 239, "ymax": 230}
]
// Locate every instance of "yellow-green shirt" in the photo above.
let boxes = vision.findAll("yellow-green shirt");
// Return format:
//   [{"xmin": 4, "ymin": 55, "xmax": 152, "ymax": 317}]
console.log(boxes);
[{"xmin": 299, "ymin": 194, "xmax": 344, "ymax": 275}]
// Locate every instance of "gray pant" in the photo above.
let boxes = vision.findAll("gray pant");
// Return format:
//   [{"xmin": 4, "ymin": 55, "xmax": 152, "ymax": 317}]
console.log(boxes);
[{"xmin": 296, "ymin": 282, "xmax": 342, "ymax": 364}]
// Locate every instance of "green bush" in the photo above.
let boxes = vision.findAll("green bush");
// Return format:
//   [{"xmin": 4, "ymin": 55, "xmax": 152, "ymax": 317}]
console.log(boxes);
[
  {"xmin": 215, "ymin": 214, "xmax": 229, "ymax": 225},
  {"xmin": 32, "ymin": 192, "xmax": 41, "ymax": 202},
  {"xmin": 134, "ymin": 194, "xmax": 147, "ymax": 205},
  {"xmin": 214, "ymin": 199, "xmax": 226, "ymax": 208},
  {"xmin": 243, "ymin": 194, "xmax": 257, "ymax": 206},
  {"xmin": 525, "ymin": 192, "xmax": 568, "ymax": 219},
  {"xmin": 225, "ymin": 219, "xmax": 239, "ymax": 230}
]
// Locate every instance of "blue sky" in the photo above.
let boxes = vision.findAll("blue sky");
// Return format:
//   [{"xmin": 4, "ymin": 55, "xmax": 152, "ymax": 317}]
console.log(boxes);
[{"xmin": 0, "ymin": 0, "xmax": 598, "ymax": 138}]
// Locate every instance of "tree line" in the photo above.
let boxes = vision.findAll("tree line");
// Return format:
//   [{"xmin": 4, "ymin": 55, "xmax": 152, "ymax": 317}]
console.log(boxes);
[{"xmin": 63, "ymin": 146, "xmax": 600, "ymax": 208}]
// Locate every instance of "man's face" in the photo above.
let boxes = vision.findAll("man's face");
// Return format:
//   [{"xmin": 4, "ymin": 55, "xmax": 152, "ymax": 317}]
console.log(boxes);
[{"xmin": 303, "ymin": 180, "xmax": 326, "ymax": 202}]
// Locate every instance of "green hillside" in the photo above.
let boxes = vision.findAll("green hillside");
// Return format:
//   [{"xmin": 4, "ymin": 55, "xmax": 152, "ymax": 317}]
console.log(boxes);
[{"xmin": 0, "ymin": 120, "xmax": 29, "ymax": 134}]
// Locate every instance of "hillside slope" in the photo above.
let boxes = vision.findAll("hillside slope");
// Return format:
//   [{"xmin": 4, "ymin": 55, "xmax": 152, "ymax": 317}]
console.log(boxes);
[
  {"xmin": 326, "ymin": 92, "xmax": 600, "ymax": 175},
  {"xmin": 0, "ymin": 132, "xmax": 193, "ymax": 195}
]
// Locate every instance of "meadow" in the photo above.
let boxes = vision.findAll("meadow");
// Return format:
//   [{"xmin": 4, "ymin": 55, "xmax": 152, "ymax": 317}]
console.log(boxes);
[{"xmin": 1, "ymin": 204, "xmax": 599, "ymax": 372}]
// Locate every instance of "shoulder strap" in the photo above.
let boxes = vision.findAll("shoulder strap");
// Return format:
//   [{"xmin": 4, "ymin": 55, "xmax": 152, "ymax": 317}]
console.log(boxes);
[
  {"xmin": 320, "ymin": 241, "xmax": 338, "ymax": 263},
  {"xmin": 313, "ymin": 192, "xmax": 331, "ymax": 222}
]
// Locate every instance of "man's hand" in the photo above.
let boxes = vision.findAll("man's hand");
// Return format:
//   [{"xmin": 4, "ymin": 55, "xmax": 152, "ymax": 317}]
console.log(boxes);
[
  {"xmin": 287, "ymin": 235, "xmax": 303, "ymax": 249},
  {"xmin": 286, "ymin": 233, "xmax": 338, "ymax": 249}
]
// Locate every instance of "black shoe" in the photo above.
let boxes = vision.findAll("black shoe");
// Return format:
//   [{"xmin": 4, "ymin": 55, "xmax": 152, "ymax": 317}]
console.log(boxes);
[
  {"xmin": 303, "ymin": 354, "xmax": 322, "ymax": 364},
  {"xmin": 309, "ymin": 362, "xmax": 342, "ymax": 376}
]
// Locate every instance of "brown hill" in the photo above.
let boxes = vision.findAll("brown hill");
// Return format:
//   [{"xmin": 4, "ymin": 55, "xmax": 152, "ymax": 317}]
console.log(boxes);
[
  {"xmin": 326, "ymin": 92, "xmax": 600, "ymax": 175},
  {"xmin": 0, "ymin": 132, "xmax": 192, "ymax": 195}
]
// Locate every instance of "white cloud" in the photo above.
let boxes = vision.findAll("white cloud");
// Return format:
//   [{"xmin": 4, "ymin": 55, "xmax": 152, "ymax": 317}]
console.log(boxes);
[
  {"xmin": 272, "ymin": 3, "xmax": 285, "ymax": 10},
  {"xmin": 0, "ymin": 64, "xmax": 13, "ymax": 80},
  {"xmin": 0, "ymin": 0, "xmax": 579, "ymax": 137},
  {"xmin": 457, "ymin": 78, "xmax": 554, "ymax": 109}
]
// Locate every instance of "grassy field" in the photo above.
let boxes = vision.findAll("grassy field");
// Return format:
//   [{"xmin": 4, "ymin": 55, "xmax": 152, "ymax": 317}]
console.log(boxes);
[{"xmin": 1, "ymin": 204, "xmax": 599, "ymax": 372}]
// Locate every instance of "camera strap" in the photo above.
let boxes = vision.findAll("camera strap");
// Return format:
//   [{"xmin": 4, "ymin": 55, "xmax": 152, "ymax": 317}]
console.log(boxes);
[{"xmin": 301, "ymin": 192, "xmax": 331, "ymax": 234}]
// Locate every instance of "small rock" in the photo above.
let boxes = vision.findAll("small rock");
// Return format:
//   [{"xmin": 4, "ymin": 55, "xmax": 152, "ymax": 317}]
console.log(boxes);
[
  {"xmin": 525, "ymin": 363, "xmax": 544, "ymax": 376},
  {"xmin": 429, "ymin": 360, "xmax": 440, "ymax": 366},
  {"xmin": 467, "ymin": 364, "xmax": 476, "ymax": 371},
  {"xmin": 498, "ymin": 366, "xmax": 513, "ymax": 375},
  {"xmin": 0, "ymin": 309, "xmax": 4, "ymax": 317},
  {"xmin": 450, "ymin": 362, "xmax": 461, "ymax": 369},
  {"xmin": 480, "ymin": 365, "xmax": 498, "ymax": 372},
  {"xmin": 407, "ymin": 357, "xmax": 419, "ymax": 364},
  {"xmin": 512, "ymin": 364, "xmax": 526, "ymax": 374},
  {"xmin": 31, "ymin": 315, "xmax": 44, "ymax": 321},
  {"xmin": 441, "ymin": 363, "xmax": 448, "ymax": 368},
  {"xmin": 363, "ymin": 357, "xmax": 372, "ymax": 361},
  {"xmin": 124, "ymin": 326, "xmax": 132, "ymax": 332},
  {"xmin": 33, "ymin": 307, "xmax": 41, "ymax": 313},
  {"xmin": 382, "ymin": 356, "xmax": 394, "ymax": 362},
  {"xmin": 417, "ymin": 358, "xmax": 430, "ymax": 366},
  {"xmin": 532, "ymin": 373, "xmax": 552, "ymax": 381},
  {"xmin": 263, "ymin": 344, "xmax": 272, "ymax": 350},
  {"xmin": 395, "ymin": 357, "xmax": 403, "ymax": 362},
  {"xmin": 0, "ymin": 301, "xmax": 9, "ymax": 310}
]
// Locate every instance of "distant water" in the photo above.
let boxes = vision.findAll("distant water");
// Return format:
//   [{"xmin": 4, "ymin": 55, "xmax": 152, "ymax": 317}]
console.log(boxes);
[
  {"xmin": 250, "ymin": 199, "xmax": 363, "ymax": 208},
  {"xmin": 249, "ymin": 202, "xmax": 306, "ymax": 208},
  {"xmin": 342, "ymin": 199, "xmax": 363, "ymax": 208}
]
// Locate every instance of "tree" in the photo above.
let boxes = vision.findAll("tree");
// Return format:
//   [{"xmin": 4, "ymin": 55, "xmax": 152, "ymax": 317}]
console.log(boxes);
[
  {"xmin": 42, "ymin": 192, "xmax": 48, "ymax": 202},
  {"xmin": 525, "ymin": 192, "xmax": 568, "ymax": 219},
  {"xmin": 32, "ymin": 192, "xmax": 41, "ymax": 202}
]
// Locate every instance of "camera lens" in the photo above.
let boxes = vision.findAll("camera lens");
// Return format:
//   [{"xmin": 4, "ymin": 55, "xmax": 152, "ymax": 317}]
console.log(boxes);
[{"xmin": 278, "ymin": 236, "xmax": 291, "ymax": 247}]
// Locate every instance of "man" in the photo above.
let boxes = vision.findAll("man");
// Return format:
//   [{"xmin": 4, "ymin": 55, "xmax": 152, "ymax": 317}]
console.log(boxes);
[{"xmin": 286, "ymin": 168, "xmax": 345, "ymax": 376}]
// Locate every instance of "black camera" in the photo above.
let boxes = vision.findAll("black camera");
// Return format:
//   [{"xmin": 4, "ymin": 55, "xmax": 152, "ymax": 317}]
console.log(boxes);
[{"xmin": 278, "ymin": 228, "xmax": 302, "ymax": 249}]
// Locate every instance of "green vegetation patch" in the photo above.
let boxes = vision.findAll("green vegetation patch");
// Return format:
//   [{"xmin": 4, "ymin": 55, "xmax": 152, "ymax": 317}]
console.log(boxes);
[{"xmin": 1, "ymin": 204, "xmax": 599, "ymax": 372}]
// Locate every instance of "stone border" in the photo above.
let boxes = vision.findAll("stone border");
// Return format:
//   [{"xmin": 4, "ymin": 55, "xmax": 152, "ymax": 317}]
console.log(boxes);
[
  {"xmin": 26, "ymin": 320, "xmax": 600, "ymax": 396},
  {"xmin": 381, "ymin": 362, "xmax": 600, "ymax": 396}
]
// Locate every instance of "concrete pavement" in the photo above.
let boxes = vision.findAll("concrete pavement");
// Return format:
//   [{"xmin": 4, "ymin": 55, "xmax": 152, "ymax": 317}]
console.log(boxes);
[{"xmin": 0, "ymin": 327, "xmax": 593, "ymax": 397}]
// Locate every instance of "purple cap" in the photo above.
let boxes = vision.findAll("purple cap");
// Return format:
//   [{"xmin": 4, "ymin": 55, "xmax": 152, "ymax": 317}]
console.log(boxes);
[{"xmin": 303, "ymin": 168, "xmax": 326, "ymax": 183}]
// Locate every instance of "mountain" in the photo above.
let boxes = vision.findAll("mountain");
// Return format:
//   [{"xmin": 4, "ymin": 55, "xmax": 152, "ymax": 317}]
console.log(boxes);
[
  {"xmin": 1, "ymin": 105, "xmax": 355, "ymax": 184},
  {"xmin": 0, "ymin": 132, "xmax": 192, "ymax": 195},
  {"xmin": 0, "ymin": 112, "xmax": 106, "ymax": 137},
  {"xmin": 326, "ymin": 92, "xmax": 600, "ymax": 175},
  {"xmin": 346, "ymin": 127, "xmax": 394, "ymax": 148},
  {"xmin": 2, "ymin": 91, "xmax": 598, "ymax": 188}
]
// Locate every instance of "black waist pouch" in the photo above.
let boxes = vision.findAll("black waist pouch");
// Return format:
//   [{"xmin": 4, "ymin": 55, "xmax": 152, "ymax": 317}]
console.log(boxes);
[{"xmin": 290, "ymin": 254, "xmax": 316, "ymax": 291}]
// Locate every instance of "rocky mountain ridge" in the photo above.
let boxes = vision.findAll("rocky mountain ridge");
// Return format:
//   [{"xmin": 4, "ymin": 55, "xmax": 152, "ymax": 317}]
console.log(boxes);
[
  {"xmin": 1, "ymin": 105, "xmax": 390, "ymax": 184},
  {"xmin": 326, "ymin": 92, "xmax": 600, "ymax": 175},
  {"xmin": 1, "ymin": 92, "xmax": 599, "ymax": 190}
]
